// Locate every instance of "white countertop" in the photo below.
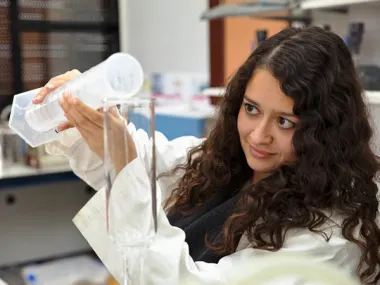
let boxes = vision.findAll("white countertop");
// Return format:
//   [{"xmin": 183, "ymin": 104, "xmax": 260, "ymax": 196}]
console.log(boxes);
[
  {"xmin": 365, "ymin": 91, "xmax": 380, "ymax": 104},
  {"xmin": 0, "ymin": 163, "xmax": 72, "ymax": 180},
  {"xmin": 155, "ymin": 105, "xmax": 216, "ymax": 119}
]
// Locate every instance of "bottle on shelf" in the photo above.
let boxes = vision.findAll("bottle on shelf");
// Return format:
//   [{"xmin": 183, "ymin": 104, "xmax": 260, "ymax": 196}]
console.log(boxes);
[{"xmin": 252, "ymin": 29, "xmax": 268, "ymax": 51}]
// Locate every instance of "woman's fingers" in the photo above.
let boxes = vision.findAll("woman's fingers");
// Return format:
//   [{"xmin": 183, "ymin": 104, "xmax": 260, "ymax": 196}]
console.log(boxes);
[
  {"xmin": 71, "ymin": 97, "xmax": 104, "ymax": 128},
  {"xmin": 59, "ymin": 92, "xmax": 103, "ymax": 131},
  {"xmin": 59, "ymin": 93, "xmax": 86, "ymax": 127},
  {"xmin": 33, "ymin": 82, "xmax": 58, "ymax": 104},
  {"xmin": 109, "ymin": 106, "xmax": 122, "ymax": 118},
  {"xmin": 59, "ymin": 92, "xmax": 106, "ymax": 159},
  {"xmin": 33, "ymin": 69, "xmax": 81, "ymax": 104},
  {"xmin": 56, "ymin": 121, "xmax": 74, "ymax": 132}
]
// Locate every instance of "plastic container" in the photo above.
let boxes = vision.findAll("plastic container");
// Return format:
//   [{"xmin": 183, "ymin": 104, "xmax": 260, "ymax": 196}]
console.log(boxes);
[{"xmin": 9, "ymin": 52, "xmax": 144, "ymax": 147}]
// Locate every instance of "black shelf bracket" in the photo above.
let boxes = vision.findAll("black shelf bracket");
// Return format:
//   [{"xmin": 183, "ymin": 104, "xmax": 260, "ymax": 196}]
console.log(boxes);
[
  {"xmin": 10, "ymin": 0, "xmax": 23, "ymax": 94},
  {"xmin": 19, "ymin": 20, "xmax": 119, "ymax": 33}
]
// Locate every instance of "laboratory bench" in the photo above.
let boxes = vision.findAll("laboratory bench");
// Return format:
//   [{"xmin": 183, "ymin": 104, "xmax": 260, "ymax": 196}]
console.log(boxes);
[
  {"xmin": 0, "ymin": 163, "xmax": 77, "ymax": 189},
  {"xmin": 0, "ymin": 162, "xmax": 92, "ymax": 268},
  {"xmin": 0, "ymin": 162, "xmax": 110, "ymax": 285}
]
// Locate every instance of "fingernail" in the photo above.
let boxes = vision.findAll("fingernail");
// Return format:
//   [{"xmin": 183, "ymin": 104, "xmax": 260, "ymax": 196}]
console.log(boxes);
[{"xmin": 46, "ymin": 83, "xmax": 54, "ymax": 89}]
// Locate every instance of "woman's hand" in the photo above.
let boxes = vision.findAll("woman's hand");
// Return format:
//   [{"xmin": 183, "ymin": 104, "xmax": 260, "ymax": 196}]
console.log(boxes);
[
  {"xmin": 34, "ymin": 69, "xmax": 137, "ymax": 173},
  {"xmin": 33, "ymin": 69, "xmax": 81, "ymax": 132},
  {"xmin": 59, "ymin": 92, "xmax": 137, "ymax": 174}
]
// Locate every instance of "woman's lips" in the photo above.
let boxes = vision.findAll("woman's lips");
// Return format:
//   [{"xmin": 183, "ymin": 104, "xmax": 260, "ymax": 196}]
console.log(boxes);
[{"xmin": 249, "ymin": 146, "xmax": 274, "ymax": 159}]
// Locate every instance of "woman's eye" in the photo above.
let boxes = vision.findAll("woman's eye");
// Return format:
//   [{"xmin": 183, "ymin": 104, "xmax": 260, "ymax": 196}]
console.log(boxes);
[
  {"xmin": 244, "ymin": 103, "xmax": 259, "ymax": 115},
  {"xmin": 278, "ymin": 117, "xmax": 295, "ymax": 129}
]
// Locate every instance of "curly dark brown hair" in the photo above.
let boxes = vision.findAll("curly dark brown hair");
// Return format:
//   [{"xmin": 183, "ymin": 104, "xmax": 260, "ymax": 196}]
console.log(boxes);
[{"xmin": 165, "ymin": 26, "xmax": 380, "ymax": 284}]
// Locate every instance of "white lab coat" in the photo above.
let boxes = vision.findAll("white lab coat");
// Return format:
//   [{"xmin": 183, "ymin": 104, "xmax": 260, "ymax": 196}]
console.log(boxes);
[{"xmin": 45, "ymin": 124, "xmax": 363, "ymax": 285}]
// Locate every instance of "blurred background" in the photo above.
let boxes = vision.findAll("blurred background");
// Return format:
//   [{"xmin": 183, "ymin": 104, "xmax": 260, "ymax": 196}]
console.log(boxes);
[{"xmin": 0, "ymin": 0, "xmax": 379, "ymax": 284}]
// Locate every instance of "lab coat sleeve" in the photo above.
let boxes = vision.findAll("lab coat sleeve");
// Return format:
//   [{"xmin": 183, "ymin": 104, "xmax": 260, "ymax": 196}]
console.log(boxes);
[
  {"xmin": 45, "ymin": 123, "xmax": 203, "ymax": 192},
  {"xmin": 0, "ymin": 279, "xmax": 8, "ymax": 285},
  {"xmin": 73, "ymin": 158, "xmax": 357, "ymax": 285},
  {"xmin": 45, "ymin": 127, "xmax": 105, "ymax": 190}
]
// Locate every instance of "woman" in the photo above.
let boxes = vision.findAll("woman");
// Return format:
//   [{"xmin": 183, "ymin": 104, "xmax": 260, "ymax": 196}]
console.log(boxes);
[{"xmin": 35, "ymin": 27, "xmax": 380, "ymax": 284}]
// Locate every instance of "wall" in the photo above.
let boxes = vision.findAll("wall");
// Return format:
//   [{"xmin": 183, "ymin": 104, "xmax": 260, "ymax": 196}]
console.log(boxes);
[
  {"xmin": 124, "ymin": 0, "xmax": 290, "ymax": 84},
  {"xmin": 125, "ymin": 0, "xmax": 209, "ymax": 74},
  {"xmin": 311, "ymin": 10, "xmax": 349, "ymax": 37},
  {"xmin": 311, "ymin": 2, "xmax": 380, "ymax": 65},
  {"xmin": 349, "ymin": 3, "xmax": 380, "ymax": 66},
  {"xmin": 312, "ymin": 2, "xmax": 380, "ymax": 154},
  {"xmin": 224, "ymin": 15, "xmax": 289, "ymax": 82},
  {"xmin": 223, "ymin": 0, "xmax": 289, "ymax": 82}
]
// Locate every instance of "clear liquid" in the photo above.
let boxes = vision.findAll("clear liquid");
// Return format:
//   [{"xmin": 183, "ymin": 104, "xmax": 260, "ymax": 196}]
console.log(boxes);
[
  {"xmin": 25, "ymin": 98, "xmax": 66, "ymax": 132},
  {"xmin": 24, "ymin": 74, "xmax": 88, "ymax": 132}
]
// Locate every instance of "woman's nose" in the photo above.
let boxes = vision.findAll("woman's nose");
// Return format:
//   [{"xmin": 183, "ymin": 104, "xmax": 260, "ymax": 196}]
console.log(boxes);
[{"xmin": 249, "ymin": 120, "xmax": 273, "ymax": 145}]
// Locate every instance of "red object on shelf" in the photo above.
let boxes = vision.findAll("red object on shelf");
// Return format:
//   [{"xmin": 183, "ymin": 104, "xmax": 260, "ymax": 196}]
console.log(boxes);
[{"xmin": 210, "ymin": 95, "xmax": 222, "ymax": 106}]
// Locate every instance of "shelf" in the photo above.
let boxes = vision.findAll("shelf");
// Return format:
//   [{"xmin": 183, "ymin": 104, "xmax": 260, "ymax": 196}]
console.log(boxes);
[
  {"xmin": 202, "ymin": 87, "xmax": 380, "ymax": 105},
  {"xmin": 301, "ymin": 0, "xmax": 380, "ymax": 9},
  {"xmin": 202, "ymin": 87, "xmax": 225, "ymax": 97},
  {"xmin": 200, "ymin": 2, "xmax": 314, "ymax": 22},
  {"xmin": 136, "ymin": 104, "xmax": 217, "ymax": 119},
  {"xmin": 365, "ymin": 90, "xmax": 380, "ymax": 105},
  {"xmin": 0, "ymin": 163, "xmax": 72, "ymax": 180},
  {"xmin": 157, "ymin": 105, "xmax": 216, "ymax": 119},
  {"xmin": 200, "ymin": 3, "xmax": 289, "ymax": 20},
  {"xmin": 0, "ymin": 162, "xmax": 78, "ymax": 190},
  {"xmin": 19, "ymin": 20, "xmax": 119, "ymax": 32}
]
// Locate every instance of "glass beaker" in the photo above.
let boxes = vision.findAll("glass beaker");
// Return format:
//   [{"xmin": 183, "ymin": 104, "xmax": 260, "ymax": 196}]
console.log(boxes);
[{"xmin": 103, "ymin": 97, "xmax": 156, "ymax": 285}]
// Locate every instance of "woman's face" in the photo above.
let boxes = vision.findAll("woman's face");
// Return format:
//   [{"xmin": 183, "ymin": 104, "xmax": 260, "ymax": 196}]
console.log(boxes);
[{"xmin": 237, "ymin": 68, "xmax": 297, "ymax": 181}]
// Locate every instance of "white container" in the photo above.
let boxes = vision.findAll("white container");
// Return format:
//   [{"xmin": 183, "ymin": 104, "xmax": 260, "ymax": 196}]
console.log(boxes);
[{"xmin": 9, "ymin": 52, "xmax": 144, "ymax": 147}]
